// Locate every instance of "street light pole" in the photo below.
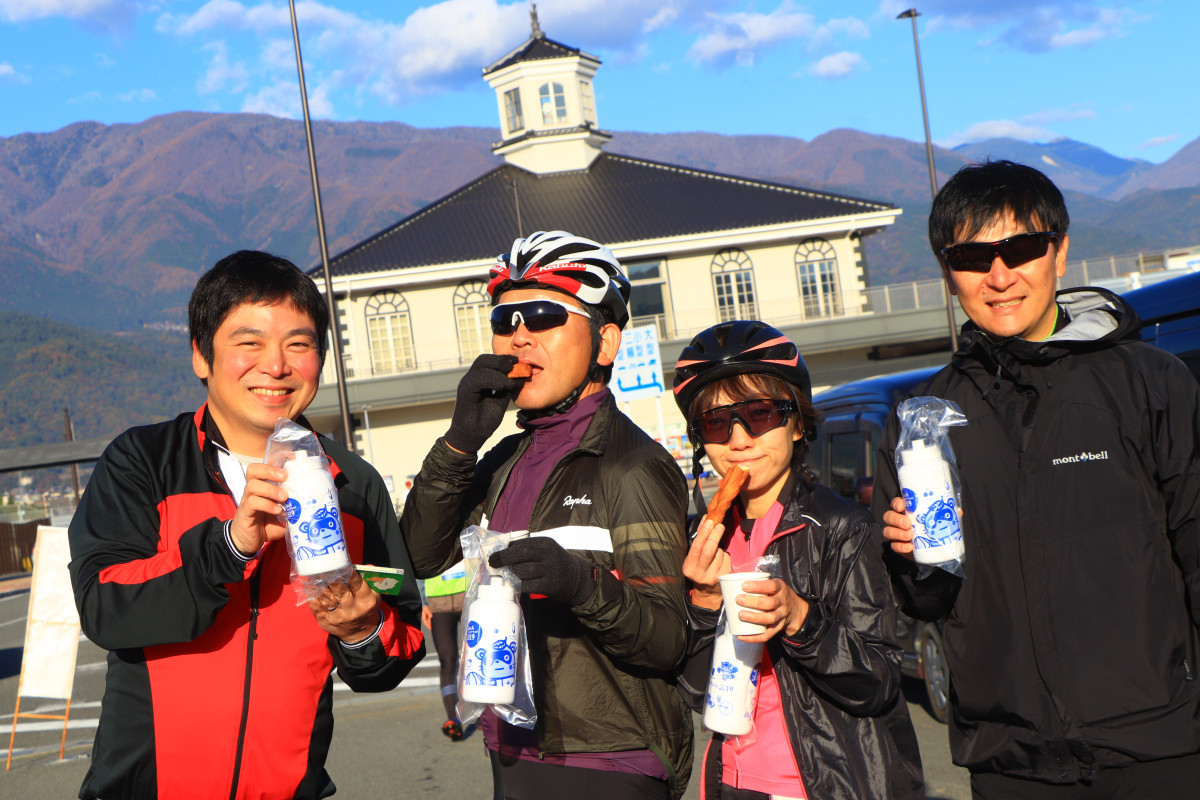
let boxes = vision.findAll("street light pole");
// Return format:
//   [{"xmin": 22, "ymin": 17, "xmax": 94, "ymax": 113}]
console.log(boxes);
[
  {"xmin": 288, "ymin": 0, "xmax": 356, "ymax": 451},
  {"xmin": 897, "ymin": 8, "xmax": 959, "ymax": 352}
]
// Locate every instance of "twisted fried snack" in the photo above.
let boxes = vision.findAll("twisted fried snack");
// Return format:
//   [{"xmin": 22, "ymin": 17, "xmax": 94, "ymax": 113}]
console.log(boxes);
[
  {"xmin": 508, "ymin": 363, "xmax": 533, "ymax": 378},
  {"xmin": 704, "ymin": 464, "xmax": 749, "ymax": 525}
]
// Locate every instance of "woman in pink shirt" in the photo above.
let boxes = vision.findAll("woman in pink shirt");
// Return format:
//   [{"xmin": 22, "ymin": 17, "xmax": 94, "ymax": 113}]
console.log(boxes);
[{"xmin": 672, "ymin": 321, "xmax": 924, "ymax": 800}]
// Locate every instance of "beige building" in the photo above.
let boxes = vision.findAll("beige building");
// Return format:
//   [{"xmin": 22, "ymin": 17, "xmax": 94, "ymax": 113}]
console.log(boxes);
[{"xmin": 306, "ymin": 21, "xmax": 901, "ymax": 504}]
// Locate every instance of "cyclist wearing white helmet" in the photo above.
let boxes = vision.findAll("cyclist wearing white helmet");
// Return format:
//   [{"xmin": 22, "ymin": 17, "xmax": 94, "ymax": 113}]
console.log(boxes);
[{"xmin": 402, "ymin": 231, "xmax": 693, "ymax": 799}]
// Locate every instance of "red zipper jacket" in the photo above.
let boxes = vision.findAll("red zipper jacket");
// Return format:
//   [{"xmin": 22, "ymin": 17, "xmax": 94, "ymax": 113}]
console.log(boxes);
[{"xmin": 68, "ymin": 406, "xmax": 425, "ymax": 800}]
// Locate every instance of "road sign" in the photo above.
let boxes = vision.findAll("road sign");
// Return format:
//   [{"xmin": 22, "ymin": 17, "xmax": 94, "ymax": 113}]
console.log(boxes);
[{"xmin": 611, "ymin": 325, "xmax": 665, "ymax": 403}]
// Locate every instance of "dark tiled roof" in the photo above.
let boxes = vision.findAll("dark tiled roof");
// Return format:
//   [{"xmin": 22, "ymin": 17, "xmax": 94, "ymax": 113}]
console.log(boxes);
[
  {"xmin": 484, "ymin": 36, "xmax": 599, "ymax": 75},
  {"xmin": 323, "ymin": 153, "xmax": 895, "ymax": 277}
]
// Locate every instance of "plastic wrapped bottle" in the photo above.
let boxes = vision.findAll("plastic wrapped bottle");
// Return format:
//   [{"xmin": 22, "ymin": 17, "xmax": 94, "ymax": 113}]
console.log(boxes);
[
  {"xmin": 898, "ymin": 438, "xmax": 965, "ymax": 565},
  {"xmin": 703, "ymin": 631, "xmax": 763, "ymax": 736},
  {"xmin": 461, "ymin": 580, "xmax": 520, "ymax": 704},
  {"xmin": 282, "ymin": 452, "xmax": 350, "ymax": 576}
]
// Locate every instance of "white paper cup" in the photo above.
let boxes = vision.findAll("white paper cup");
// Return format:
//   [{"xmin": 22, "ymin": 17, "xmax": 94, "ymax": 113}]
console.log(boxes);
[{"xmin": 719, "ymin": 571, "xmax": 770, "ymax": 636}]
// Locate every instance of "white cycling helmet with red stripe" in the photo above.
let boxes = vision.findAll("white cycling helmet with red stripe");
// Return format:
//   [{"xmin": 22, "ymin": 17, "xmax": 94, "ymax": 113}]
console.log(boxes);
[{"xmin": 487, "ymin": 230, "xmax": 633, "ymax": 329}]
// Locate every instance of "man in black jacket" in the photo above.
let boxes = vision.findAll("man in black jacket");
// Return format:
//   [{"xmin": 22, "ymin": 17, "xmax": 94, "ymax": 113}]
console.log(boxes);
[
  {"xmin": 875, "ymin": 161, "xmax": 1200, "ymax": 798},
  {"xmin": 401, "ymin": 231, "xmax": 692, "ymax": 799}
]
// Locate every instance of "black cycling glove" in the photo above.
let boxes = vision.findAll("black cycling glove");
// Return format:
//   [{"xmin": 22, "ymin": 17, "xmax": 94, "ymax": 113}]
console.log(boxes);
[
  {"xmin": 444, "ymin": 354, "xmax": 520, "ymax": 454},
  {"xmin": 489, "ymin": 537, "xmax": 598, "ymax": 607}
]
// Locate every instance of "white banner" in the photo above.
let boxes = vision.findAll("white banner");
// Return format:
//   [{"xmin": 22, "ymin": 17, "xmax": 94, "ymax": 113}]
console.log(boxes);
[{"xmin": 19, "ymin": 526, "xmax": 81, "ymax": 701}]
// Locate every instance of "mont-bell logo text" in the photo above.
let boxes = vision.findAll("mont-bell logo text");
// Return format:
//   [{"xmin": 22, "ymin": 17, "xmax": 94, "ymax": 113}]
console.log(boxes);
[
  {"xmin": 1051, "ymin": 450, "xmax": 1110, "ymax": 466},
  {"xmin": 562, "ymin": 494, "xmax": 592, "ymax": 508}
]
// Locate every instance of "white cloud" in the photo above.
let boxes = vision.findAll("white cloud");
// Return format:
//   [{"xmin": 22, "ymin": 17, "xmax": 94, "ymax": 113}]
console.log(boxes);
[
  {"xmin": 241, "ymin": 79, "xmax": 332, "ymax": 119},
  {"xmin": 809, "ymin": 51, "xmax": 863, "ymax": 79},
  {"xmin": 67, "ymin": 89, "xmax": 103, "ymax": 105},
  {"xmin": 688, "ymin": 6, "xmax": 818, "ymax": 66},
  {"xmin": 1021, "ymin": 106, "xmax": 1097, "ymax": 125},
  {"xmin": 879, "ymin": 0, "xmax": 1142, "ymax": 53},
  {"xmin": 938, "ymin": 103, "xmax": 1110, "ymax": 148},
  {"xmin": 938, "ymin": 119, "xmax": 1057, "ymax": 148},
  {"xmin": 116, "ymin": 88, "xmax": 156, "ymax": 102},
  {"xmin": 0, "ymin": 0, "xmax": 138, "ymax": 30},
  {"xmin": 643, "ymin": 6, "xmax": 679, "ymax": 33},
  {"xmin": 160, "ymin": 0, "xmax": 778, "ymax": 116},
  {"xmin": 1136, "ymin": 134, "xmax": 1179, "ymax": 150},
  {"xmin": 687, "ymin": 3, "xmax": 869, "ymax": 67},
  {"xmin": 0, "ymin": 61, "xmax": 31, "ymax": 84},
  {"xmin": 198, "ymin": 40, "xmax": 250, "ymax": 95},
  {"xmin": 95, "ymin": 52, "xmax": 116, "ymax": 68}
]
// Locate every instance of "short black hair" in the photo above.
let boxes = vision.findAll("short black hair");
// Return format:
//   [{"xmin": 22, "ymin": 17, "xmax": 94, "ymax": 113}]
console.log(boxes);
[
  {"xmin": 189, "ymin": 250, "xmax": 329, "ymax": 377},
  {"xmin": 929, "ymin": 160, "xmax": 1070, "ymax": 255}
]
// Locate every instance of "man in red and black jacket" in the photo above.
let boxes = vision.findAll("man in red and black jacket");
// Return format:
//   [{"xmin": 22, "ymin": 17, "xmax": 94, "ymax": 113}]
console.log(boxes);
[{"xmin": 68, "ymin": 250, "xmax": 425, "ymax": 800}]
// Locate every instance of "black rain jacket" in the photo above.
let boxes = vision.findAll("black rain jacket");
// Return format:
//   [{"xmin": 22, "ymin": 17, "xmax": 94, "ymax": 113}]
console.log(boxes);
[
  {"xmin": 400, "ymin": 392, "xmax": 694, "ymax": 797},
  {"xmin": 678, "ymin": 478, "xmax": 925, "ymax": 800},
  {"xmin": 874, "ymin": 288, "xmax": 1200, "ymax": 783}
]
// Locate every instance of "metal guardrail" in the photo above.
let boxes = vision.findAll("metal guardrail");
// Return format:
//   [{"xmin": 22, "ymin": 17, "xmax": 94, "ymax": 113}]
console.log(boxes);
[{"xmin": 325, "ymin": 246, "xmax": 1199, "ymax": 383}]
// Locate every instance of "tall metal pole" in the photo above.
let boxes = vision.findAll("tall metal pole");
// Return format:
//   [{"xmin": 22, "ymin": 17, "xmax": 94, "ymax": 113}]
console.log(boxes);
[
  {"xmin": 64, "ymin": 408, "xmax": 80, "ymax": 505},
  {"xmin": 288, "ymin": 0, "xmax": 355, "ymax": 450},
  {"xmin": 898, "ymin": 8, "xmax": 959, "ymax": 352}
]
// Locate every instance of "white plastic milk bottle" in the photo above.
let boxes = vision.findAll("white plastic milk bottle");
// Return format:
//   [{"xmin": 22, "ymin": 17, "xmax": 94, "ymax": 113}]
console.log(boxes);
[
  {"xmin": 461, "ymin": 581, "xmax": 520, "ymax": 704},
  {"xmin": 281, "ymin": 452, "xmax": 350, "ymax": 576},
  {"xmin": 898, "ymin": 438, "xmax": 965, "ymax": 565},
  {"xmin": 702, "ymin": 630, "xmax": 763, "ymax": 736}
]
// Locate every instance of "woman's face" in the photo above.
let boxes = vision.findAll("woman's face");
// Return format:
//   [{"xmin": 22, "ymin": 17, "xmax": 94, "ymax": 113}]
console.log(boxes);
[{"xmin": 699, "ymin": 390, "xmax": 801, "ymax": 513}]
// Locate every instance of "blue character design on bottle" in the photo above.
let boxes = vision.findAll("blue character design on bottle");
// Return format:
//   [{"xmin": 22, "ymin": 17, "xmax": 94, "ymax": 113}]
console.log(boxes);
[
  {"xmin": 484, "ymin": 637, "xmax": 517, "ymax": 685},
  {"xmin": 464, "ymin": 620, "xmax": 486, "ymax": 686},
  {"xmin": 463, "ymin": 620, "xmax": 516, "ymax": 687},
  {"xmin": 294, "ymin": 505, "xmax": 344, "ymax": 559},
  {"xmin": 913, "ymin": 494, "xmax": 959, "ymax": 549}
]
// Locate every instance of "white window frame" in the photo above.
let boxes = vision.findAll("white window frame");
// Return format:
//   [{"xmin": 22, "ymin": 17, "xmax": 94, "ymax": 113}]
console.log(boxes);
[
  {"xmin": 364, "ymin": 291, "xmax": 416, "ymax": 376},
  {"xmin": 454, "ymin": 280, "xmax": 491, "ymax": 363},
  {"xmin": 538, "ymin": 81, "xmax": 567, "ymax": 124},
  {"xmin": 711, "ymin": 249, "xmax": 757, "ymax": 322},
  {"xmin": 504, "ymin": 88, "xmax": 524, "ymax": 133},
  {"xmin": 795, "ymin": 238, "xmax": 842, "ymax": 319}
]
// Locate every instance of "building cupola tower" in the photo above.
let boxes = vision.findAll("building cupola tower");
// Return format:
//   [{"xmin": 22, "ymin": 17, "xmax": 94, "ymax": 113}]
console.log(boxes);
[{"xmin": 482, "ymin": 3, "xmax": 611, "ymax": 174}]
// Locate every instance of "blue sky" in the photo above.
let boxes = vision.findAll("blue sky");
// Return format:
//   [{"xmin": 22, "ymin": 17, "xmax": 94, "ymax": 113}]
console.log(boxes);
[{"xmin": 0, "ymin": 0, "xmax": 1194, "ymax": 163}]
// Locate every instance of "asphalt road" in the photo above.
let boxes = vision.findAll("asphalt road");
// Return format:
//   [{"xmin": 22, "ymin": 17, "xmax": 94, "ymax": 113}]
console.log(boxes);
[{"xmin": 0, "ymin": 587, "xmax": 970, "ymax": 799}]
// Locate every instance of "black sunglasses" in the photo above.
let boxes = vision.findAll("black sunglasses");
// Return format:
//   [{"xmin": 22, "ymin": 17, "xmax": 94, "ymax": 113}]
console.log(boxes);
[
  {"xmin": 939, "ymin": 231, "xmax": 1060, "ymax": 273},
  {"xmin": 691, "ymin": 399, "xmax": 796, "ymax": 445},
  {"xmin": 490, "ymin": 299, "xmax": 590, "ymax": 335}
]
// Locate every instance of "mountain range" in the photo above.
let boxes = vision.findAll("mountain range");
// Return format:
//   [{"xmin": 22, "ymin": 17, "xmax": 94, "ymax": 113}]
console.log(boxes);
[
  {"xmin": 2, "ymin": 111, "xmax": 1198, "ymax": 332},
  {"xmin": 1, "ymin": 112, "xmax": 1198, "ymax": 476}
]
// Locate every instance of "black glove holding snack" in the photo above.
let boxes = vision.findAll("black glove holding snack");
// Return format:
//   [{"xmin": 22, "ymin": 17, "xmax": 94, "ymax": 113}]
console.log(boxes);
[
  {"xmin": 489, "ymin": 537, "xmax": 598, "ymax": 607},
  {"xmin": 445, "ymin": 354, "xmax": 520, "ymax": 454}
]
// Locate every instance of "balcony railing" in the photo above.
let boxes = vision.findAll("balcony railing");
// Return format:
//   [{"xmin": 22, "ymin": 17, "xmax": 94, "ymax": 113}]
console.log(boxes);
[{"xmin": 324, "ymin": 244, "xmax": 1197, "ymax": 384}]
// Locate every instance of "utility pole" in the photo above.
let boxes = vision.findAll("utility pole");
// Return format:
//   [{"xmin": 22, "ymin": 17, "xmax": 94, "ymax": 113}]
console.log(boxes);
[
  {"xmin": 288, "ymin": 0, "xmax": 356, "ymax": 451},
  {"xmin": 897, "ymin": 8, "xmax": 959, "ymax": 352},
  {"xmin": 64, "ymin": 408, "xmax": 80, "ymax": 505}
]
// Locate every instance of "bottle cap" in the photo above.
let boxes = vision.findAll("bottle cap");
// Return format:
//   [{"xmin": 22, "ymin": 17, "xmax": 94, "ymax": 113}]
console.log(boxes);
[
  {"xmin": 901, "ymin": 438, "xmax": 941, "ymax": 465},
  {"xmin": 284, "ymin": 452, "xmax": 325, "ymax": 474},
  {"xmin": 477, "ymin": 581, "xmax": 515, "ymax": 603}
]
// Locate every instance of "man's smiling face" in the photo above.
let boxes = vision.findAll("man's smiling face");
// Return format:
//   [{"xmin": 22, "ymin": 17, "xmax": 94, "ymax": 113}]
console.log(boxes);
[
  {"xmin": 192, "ymin": 300, "xmax": 321, "ymax": 454},
  {"xmin": 944, "ymin": 212, "xmax": 1068, "ymax": 342}
]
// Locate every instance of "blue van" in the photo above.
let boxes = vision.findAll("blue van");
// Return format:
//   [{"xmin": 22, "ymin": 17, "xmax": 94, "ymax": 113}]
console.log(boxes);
[{"xmin": 809, "ymin": 270, "xmax": 1200, "ymax": 723}]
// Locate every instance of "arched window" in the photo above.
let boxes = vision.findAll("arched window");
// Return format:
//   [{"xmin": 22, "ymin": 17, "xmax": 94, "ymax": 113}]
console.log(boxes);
[
  {"xmin": 365, "ymin": 291, "xmax": 415, "ymax": 375},
  {"xmin": 795, "ymin": 238, "xmax": 842, "ymax": 319},
  {"xmin": 454, "ymin": 280, "xmax": 491, "ymax": 362},
  {"xmin": 538, "ymin": 82, "xmax": 567, "ymax": 125},
  {"xmin": 711, "ymin": 249, "xmax": 757, "ymax": 322}
]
